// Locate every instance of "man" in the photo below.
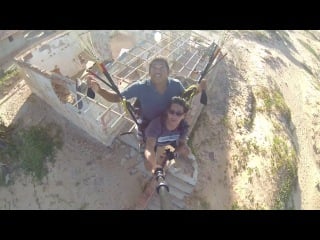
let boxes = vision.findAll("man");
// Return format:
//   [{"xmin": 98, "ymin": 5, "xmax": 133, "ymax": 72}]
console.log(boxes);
[{"xmin": 88, "ymin": 57, "xmax": 206, "ymax": 141}]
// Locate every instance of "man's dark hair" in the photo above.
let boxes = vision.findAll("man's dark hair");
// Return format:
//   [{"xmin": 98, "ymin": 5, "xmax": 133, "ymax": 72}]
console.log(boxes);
[
  {"xmin": 170, "ymin": 96, "xmax": 190, "ymax": 113},
  {"xmin": 149, "ymin": 57, "xmax": 170, "ymax": 72}
]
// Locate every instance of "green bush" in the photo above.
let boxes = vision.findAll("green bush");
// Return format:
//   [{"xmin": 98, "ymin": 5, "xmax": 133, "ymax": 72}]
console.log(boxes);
[
  {"xmin": 6, "ymin": 124, "xmax": 63, "ymax": 182},
  {"xmin": 0, "ymin": 65, "xmax": 19, "ymax": 87}
]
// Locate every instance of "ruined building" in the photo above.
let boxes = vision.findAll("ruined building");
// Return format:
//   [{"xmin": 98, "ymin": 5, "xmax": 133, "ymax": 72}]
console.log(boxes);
[
  {"xmin": 14, "ymin": 30, "xmax": 223, "ymax": 149},
  {"xmin": 14, "ymin": 30, "xmax": 224, "ymax": 209}
]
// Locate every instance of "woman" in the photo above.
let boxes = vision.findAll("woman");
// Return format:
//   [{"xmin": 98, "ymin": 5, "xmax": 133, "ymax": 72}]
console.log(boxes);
[{"xmin": 144, "ymin": 96, "xmax": 191, "ymax": 173}]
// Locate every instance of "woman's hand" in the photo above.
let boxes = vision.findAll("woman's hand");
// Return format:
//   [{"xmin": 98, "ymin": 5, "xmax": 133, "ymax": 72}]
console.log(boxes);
[{"xmin": 151, "ymin": 164, "xmax": 163, "ymax": 174}]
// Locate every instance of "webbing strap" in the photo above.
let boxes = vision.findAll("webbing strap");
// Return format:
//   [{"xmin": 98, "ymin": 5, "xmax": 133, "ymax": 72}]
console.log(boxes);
[{"xmin": 181, "ymin": 84, "xmax": 198, "ymax": 103}]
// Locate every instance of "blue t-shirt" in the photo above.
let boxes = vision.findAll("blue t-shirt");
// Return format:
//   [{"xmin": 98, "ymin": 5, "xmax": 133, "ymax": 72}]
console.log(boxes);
[
  {"xmin": 145, "ymin": 115, "xmax": 189, "ymax": 148},
  {"xmin": 121, "ymin": 78, "xmax": 185, "ymax": 122}
]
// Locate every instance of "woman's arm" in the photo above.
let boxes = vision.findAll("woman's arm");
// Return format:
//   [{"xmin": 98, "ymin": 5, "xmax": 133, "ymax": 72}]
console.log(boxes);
[{"xmin": 144, "ymin": 137, "xmax": 158, "ymax": 173}]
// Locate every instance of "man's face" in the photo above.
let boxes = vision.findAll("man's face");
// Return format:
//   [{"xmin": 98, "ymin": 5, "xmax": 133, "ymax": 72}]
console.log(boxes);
[{"xmin": 149, "ymin": 61, "xmax": 169, "ymax": 83}]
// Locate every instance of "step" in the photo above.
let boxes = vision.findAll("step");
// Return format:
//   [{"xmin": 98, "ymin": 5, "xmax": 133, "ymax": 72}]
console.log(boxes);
[
  {"xmin": 134, "ymin": 160, "xmax": 153, "ymax": 178},
  {"xmin": 147, "ymin": 196, "xmax": 161, "ymax": 210},
  {"xmin": 148, "ymin": 192, "xmax": 174, "ymax": 210},
  {"xmin": 167, "ymin": 183, "xmax": 187, "ymax": 200},
  {"xmin": 169, "ymin": 193, "xmax": 186, "ymax": 210},
  {"xmin": 147, "ymin": 186, "xmax": 188, "ymax": 210},
  {"xmin": 165, "ymin": 173, "xmax": 195, "ymax": 194},
  {"xmin": 167, "ymin": 169, "xmax": 197, "ymax": 186}
]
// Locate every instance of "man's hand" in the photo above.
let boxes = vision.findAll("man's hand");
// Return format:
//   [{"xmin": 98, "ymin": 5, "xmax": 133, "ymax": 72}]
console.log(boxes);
[
  {"xmin": 86, "ymin": 76, "xmax": 101, "ymax": 93},
  {"xmin": 198, "ymin": 79, "xmax": 207, "ymax": 92}
]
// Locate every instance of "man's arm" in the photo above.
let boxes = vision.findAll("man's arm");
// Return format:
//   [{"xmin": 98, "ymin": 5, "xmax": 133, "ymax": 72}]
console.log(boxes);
[
  {"xmin": 197, "ymin": 79, "xmax": 207, "ymax": 93},
  {"xmin": 87, "ymin": 76, "xmax": 121, "ymax": 102}
]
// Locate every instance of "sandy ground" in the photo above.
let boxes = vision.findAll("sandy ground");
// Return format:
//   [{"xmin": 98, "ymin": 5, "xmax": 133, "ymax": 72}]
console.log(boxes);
[
  {"xmin": 1, "ymin": 30, "xmax": 320, "ymax": 209},
  {"xmin": 0, "ymin": 80, "xmax": 145, "ymax": 209},
  {"xmin": 0, "ymin": 31, "xmax": 146, "ymax": 210}
]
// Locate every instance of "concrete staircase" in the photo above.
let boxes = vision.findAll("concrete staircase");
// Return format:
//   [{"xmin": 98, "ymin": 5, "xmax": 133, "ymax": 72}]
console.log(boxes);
[{"xmin": 133, "ymin": 153, "xmax": 198, "ymax": 210}]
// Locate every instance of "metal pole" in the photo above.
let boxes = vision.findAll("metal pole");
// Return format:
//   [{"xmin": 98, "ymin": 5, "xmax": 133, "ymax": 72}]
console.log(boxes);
[{"xmin": 155, "ymin": 168, "xmax": 171, "ymax": 210}]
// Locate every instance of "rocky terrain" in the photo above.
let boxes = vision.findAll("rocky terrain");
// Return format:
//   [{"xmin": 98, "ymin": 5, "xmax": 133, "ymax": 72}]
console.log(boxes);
[{"xmin": 187, "ymin": 30, "xmax": 320, "ymax": 209}]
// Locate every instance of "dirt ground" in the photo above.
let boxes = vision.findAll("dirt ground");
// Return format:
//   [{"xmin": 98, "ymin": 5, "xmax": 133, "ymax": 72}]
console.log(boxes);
[
  {"xmin": 0, "ymin": 30, "xmax": 319, "ymax": 209},
  {"xmin": 188, "ymin": 30, "xmax": 320, "ymax": 210},
  {"xmin": 0, "ymin": 80, "xmax": 146, "ymax": 209}
]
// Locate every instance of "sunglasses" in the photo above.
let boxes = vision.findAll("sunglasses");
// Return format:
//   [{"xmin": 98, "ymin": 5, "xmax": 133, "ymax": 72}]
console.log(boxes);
[{"xmin": 168, "ymin": 109, "xmax": 184, "ymax": 117}]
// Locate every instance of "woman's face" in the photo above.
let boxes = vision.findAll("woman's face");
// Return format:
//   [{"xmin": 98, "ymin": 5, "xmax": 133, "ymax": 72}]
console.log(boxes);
[{"xmin": 167, "ymin": 103, "xmax": 185, "ymax": 124}]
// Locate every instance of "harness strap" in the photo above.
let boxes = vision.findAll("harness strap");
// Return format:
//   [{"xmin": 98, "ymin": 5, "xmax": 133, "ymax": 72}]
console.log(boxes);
[{"xmin": 181, "ymin": 84, "xmax": 198, "ymax": 104}]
